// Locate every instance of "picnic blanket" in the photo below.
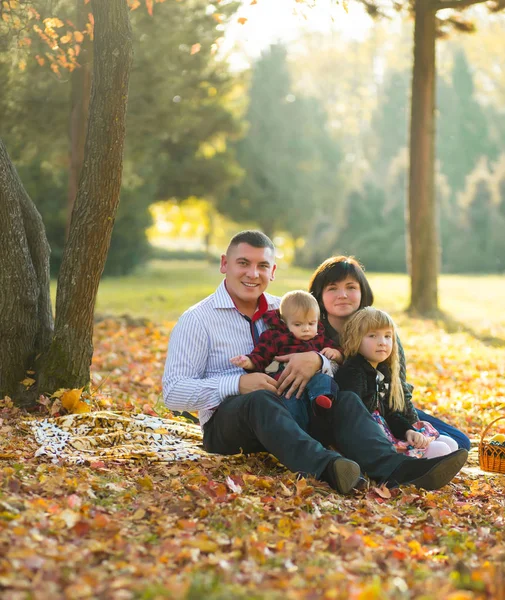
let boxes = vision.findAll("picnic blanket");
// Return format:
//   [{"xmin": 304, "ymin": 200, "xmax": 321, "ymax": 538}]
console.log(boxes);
[{"xmin": 28, "ymin": 411, "xmax": 205, "ymax": 465}]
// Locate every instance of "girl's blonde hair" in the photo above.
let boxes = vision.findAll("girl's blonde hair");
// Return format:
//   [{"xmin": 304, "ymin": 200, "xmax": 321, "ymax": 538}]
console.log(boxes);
[
  {"xmin": 342, "ymin": 307, "xmax": 404, "ymax": 411},
  {"xmin": 280, "ymin": 290, "xmax": 320, "ymax": 321}
]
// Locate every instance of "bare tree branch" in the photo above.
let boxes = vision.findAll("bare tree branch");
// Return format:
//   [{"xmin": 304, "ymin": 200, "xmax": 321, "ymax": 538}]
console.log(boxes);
[{"xmin": 433, "ymin": 0, "xmax": 491, "ymax": 11}]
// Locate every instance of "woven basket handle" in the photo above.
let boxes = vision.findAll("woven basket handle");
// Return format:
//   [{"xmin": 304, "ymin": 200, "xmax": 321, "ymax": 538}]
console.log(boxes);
[{"xmin": 479, "ymin": 415, "xmax": 505, "ymax": 453}]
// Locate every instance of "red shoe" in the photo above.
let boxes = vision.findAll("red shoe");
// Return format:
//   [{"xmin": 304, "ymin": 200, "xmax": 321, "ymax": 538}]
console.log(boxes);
[{"xmin": 315, "ymin": 395, "xmax": 333, "ymax": 410}]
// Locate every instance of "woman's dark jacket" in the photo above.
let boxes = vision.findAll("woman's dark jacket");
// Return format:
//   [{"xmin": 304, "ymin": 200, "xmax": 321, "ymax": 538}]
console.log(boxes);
[{"xmin": 335, "ymin": 353, "xmax": 417, "ymax": 440}]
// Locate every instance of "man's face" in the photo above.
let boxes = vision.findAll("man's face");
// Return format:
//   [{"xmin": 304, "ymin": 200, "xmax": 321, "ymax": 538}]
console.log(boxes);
[{"xmin": 220, "ymin": 243, "xmax": 276, "ymax": 311}]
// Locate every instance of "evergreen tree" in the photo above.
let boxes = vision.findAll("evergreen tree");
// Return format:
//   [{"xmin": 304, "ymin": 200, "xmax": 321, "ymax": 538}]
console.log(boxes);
[
  {"xmin": 370, "ymin": 69, "xmax": 410, "ymax": 177},
  {"xmin": 437, "ymin": 49, "xmax": 495, "ymax": 197},
  {"xmin": 217, "ymin": 44, "xmax": 343, "ymax": 241}
]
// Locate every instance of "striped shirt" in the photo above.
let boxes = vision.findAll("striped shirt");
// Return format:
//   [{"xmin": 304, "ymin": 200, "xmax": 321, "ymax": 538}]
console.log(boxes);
[{"xmin": 162, "ymin": 280, "xmax": 331, "ymax": 428}]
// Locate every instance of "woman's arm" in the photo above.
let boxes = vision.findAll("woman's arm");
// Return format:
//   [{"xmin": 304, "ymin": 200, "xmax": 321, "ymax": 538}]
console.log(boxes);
[{"xmin": 396, "ymin": 335, "xmax": 418, "ymax": 424}]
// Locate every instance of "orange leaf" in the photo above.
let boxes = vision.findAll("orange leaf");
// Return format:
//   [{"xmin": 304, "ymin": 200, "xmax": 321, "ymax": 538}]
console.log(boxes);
[
  {"xmin": 237, "ymin": 17, "xmax": 247, "ymax": 24},
  {"xmin": 190, "ymin": 43, "xmax": 201, "ymax": 55},
  {"xmin": 61, "ymin": 388, "xmax": 90, "ymax": 414}
]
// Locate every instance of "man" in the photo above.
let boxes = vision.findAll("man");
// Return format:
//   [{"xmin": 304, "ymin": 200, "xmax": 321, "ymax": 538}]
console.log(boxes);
[{"xmin": 163, "ymin": 230, "xmax": 467, "ymax": 494}]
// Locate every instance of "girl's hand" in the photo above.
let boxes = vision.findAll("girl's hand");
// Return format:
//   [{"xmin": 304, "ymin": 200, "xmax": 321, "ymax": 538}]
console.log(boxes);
[
  {"xmin": 230, "ymin": 355, "xmax": 254, "ymax": 370},
  {"xmin": 405, "ymin": 430, "xmax": 429, "ymax": 449},
  {"xmin": 321, "ymin": 347, "xmax": 344, "ymax": 363}
]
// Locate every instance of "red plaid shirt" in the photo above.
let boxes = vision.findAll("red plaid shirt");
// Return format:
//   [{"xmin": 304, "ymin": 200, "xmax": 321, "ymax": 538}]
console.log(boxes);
[{"xmin": 246, "ymin": 309, "xmax": 342, "ymax": 373}]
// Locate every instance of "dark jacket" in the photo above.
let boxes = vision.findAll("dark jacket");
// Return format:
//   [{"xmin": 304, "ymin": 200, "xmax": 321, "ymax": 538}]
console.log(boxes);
[
  {"xmin": 322, "ymin": 318, "xmax": 415, "ymax": 410},
  {"xmin": 247, "ymin": 309, "xmax": 341, "ymax": 372},
  {"xmin": 335, "ymin": 353, "xmax": 418, "ymax": 440}
]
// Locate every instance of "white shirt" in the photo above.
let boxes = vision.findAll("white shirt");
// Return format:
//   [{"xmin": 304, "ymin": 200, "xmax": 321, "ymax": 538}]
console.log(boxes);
[{"xmin": 162, "ymin": 280, "xmax": 331, "ymax": 428}]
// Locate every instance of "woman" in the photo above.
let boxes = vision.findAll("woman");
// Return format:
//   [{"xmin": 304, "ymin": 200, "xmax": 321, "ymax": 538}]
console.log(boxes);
[{"xmin": 308, "ymin": 256, "xmax": 471, "ymax": 450}]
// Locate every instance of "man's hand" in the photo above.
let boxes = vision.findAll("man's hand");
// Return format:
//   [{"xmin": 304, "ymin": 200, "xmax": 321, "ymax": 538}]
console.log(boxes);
[
  {"xmin": 230, "ymin": 355, "xmax": 254, "ymax": 370},
  {"xmin": 275, "ymin": 351, "xmax": 322, "ymax": 399},
  {"xmin": 405, "ymin": 430, "xmax": 429, "ymax": 449},
  {"xmin": 321, "ymin": 347, "xmax": 344, "ymax": 363},
  {"xmin": 239, "ymin": 372, "xmax": 279, "ymax": 395}
]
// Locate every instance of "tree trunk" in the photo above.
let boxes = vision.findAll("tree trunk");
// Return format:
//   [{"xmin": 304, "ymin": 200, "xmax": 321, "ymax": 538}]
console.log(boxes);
[
  {"xmin": 66, "ymin": 0, "xmax": 93, "ymax": 238},
  {"xmin": 0, "ymin": 141, "xmax": 53, "ymax": 402},
  {"xmin": 39, "ymin": 0, "xmax": 133, "ymax": 392},
  {"xmin": 407, "ymin": 0, "xmax": 439, "ymax": 315}
]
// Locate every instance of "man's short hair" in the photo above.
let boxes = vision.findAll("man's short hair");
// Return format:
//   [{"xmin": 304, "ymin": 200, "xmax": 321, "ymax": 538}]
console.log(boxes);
[{"xmin": 226, "ymin": 230, "xmax": 275, "ymax": 254}]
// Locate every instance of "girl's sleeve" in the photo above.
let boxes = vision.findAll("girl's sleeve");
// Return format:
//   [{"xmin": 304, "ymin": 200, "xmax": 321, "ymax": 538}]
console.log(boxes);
[{"xmin": 384, "ymin": 412, "xmax": 414, "ymax": 440}]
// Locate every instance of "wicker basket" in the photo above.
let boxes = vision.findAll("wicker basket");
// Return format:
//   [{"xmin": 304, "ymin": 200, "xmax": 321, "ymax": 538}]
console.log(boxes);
[{"xmin": 479, "ymin": 415, "xmax": 505, "ymax": 474}]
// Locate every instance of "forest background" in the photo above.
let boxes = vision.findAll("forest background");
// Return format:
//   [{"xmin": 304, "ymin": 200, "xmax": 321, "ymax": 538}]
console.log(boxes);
[{"xmin": 2, "ymin": 0, "xmax": 505, "ymax": 279}]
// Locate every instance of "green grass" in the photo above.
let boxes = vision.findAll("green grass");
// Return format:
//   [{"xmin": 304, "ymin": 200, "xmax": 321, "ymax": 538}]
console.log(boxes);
[{"xmin": 51, "ymin": 260, "xmax": 505, "ymax": 340}]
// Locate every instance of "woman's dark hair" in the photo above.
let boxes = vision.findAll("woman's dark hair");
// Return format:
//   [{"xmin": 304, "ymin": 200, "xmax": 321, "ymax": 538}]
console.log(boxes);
[{"xmin": 308, "ymin": 255, "xmax": 374, "ymax": 318}]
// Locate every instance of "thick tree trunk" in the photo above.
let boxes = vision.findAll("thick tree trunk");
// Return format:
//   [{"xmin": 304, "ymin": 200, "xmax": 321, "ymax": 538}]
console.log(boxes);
[
  {"xmin": 66, "ymin": 0, "xmax": 93, "ymax": 238},
  {"xmin": 39, "ymin": 0, "xmax": 133, "ymax": 392},
  {"xmin": 407, "ymin": 0, "xmax": 440, "ymax": 315},
  {"xmin": 0, "ymin": 141, "xmax": 53, "ymax": 402}
]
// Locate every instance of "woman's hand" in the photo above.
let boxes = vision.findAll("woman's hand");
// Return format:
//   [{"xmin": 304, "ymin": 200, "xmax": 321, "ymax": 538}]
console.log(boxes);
[
  {"xmin": 405, "ymin": 430, "xmax": 429, "ymax": 449},
  {"xmin": 275, "ymin": 351, "xmax": 322, "ymax": 399}
]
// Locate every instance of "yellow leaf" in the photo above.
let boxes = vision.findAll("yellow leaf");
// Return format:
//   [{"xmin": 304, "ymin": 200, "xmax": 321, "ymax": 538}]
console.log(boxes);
[
  {"xmin": 189, "ymin": 538, "xmax": 218, "ymax": 553},
  {"xmin": 131, "ymin": 508, "xmax": 146, "ymax": 520},
  {"xmin": 74, "ymin": 31, "xmax": 84, "ymax": 43},
  {"xmin": 137, "ymin": 476, "xmax": 153, "ymax": 491},
  {"xmin": 43, "ymin": 17, "xmax": 64, "ymax": 28},
  {"xmin": 61, "ymin": 388, "xmax": 90, "ymax": 414},
  {"xmin": 60, "ymin": 34, "xmax": 72, "ymax": 44},
  {"xmin": 21, "ymin": 377, "xmax": 35, "ymax": 387}
]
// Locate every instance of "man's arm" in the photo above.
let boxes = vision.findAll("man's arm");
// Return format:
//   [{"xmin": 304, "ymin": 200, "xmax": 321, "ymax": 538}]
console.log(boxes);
[{"xmin": 162, "ymin": 311, "xmax": 242, "ymax": 414}]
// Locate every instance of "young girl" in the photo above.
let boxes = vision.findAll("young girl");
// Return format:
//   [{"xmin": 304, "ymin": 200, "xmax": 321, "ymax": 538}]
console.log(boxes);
[{"xmin": 336, "ymin": 307, "xmax": 458, "ymax": 459}]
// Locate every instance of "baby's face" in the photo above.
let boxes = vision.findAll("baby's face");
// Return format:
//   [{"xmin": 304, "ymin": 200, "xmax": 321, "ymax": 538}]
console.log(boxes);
[{"xmin": 286, "ymin": 309, "xmax": 319, "ymax": 341}]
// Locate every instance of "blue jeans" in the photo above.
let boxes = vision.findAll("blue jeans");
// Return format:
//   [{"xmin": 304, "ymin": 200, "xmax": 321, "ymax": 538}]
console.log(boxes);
[
  {"xmin": 283, "ymin": 373, "xmax": 337, "ymax": 431},
  {"xmin": 416, "ymin": 409, "xmax": 471, "ymax": 450}
]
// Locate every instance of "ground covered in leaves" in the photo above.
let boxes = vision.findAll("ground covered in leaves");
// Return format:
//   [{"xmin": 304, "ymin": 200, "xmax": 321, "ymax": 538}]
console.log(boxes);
[{"xmin": 1, "ymin": 316, "xmax": 505, "ymax": 599}]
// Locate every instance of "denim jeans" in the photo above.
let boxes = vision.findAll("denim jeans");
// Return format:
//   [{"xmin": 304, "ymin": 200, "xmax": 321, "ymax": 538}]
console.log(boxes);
[
  {"xmin": 282, "ymin": 372, "xmax": 337, "ymax": 431},
  {"xmin": 203, "ymin": 388, "xmax": 407, "ymax": 481},
  {"xmin": 416, "ymin": 409, "xmax": 471, "ymax": 450}
]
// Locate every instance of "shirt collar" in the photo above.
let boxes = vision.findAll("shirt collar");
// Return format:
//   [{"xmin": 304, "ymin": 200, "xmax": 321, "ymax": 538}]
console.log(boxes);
[{"xmin": 214, "ymin": 279, "xmax": 269, "ymax": 321}]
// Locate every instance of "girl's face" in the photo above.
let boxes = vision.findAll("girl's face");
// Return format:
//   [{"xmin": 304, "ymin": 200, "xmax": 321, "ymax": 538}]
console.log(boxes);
[
  {"xmin": 359, "ymin": 328, "xmax": 393, "ymax": 368},
  {"xmin": 322, "ymin": 277, "xmax": 362, "ymax": 320}
]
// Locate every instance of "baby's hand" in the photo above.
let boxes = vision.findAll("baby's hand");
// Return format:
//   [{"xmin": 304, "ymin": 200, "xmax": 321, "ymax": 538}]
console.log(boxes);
[
  {"xmin": 230, "ymin": 355, "xmax": 254, "ymax": 370},
  {"xmin": 321, "ymin": 347, "xmax": 344, "ymax": 363},
  {"xmin": 405, "ymin": 430, "xmax": 429, "ymax": 449}
]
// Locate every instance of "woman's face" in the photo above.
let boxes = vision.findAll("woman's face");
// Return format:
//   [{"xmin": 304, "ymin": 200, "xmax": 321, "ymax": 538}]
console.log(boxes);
[{"xmin": 322, "ymin": 277, "xmax": 362, "ymax": 320}]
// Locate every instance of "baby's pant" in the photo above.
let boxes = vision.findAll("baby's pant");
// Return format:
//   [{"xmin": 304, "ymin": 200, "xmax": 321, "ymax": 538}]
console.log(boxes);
[{"xmin": 424, "ymin": 434, "xmax": 459, "ymax": 458}]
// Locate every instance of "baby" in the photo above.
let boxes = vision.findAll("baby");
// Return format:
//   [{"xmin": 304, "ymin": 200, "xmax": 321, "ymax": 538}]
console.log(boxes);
[{"xmin": 230, "ymin": 290, "xmax": 343, "ymax": 429}]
